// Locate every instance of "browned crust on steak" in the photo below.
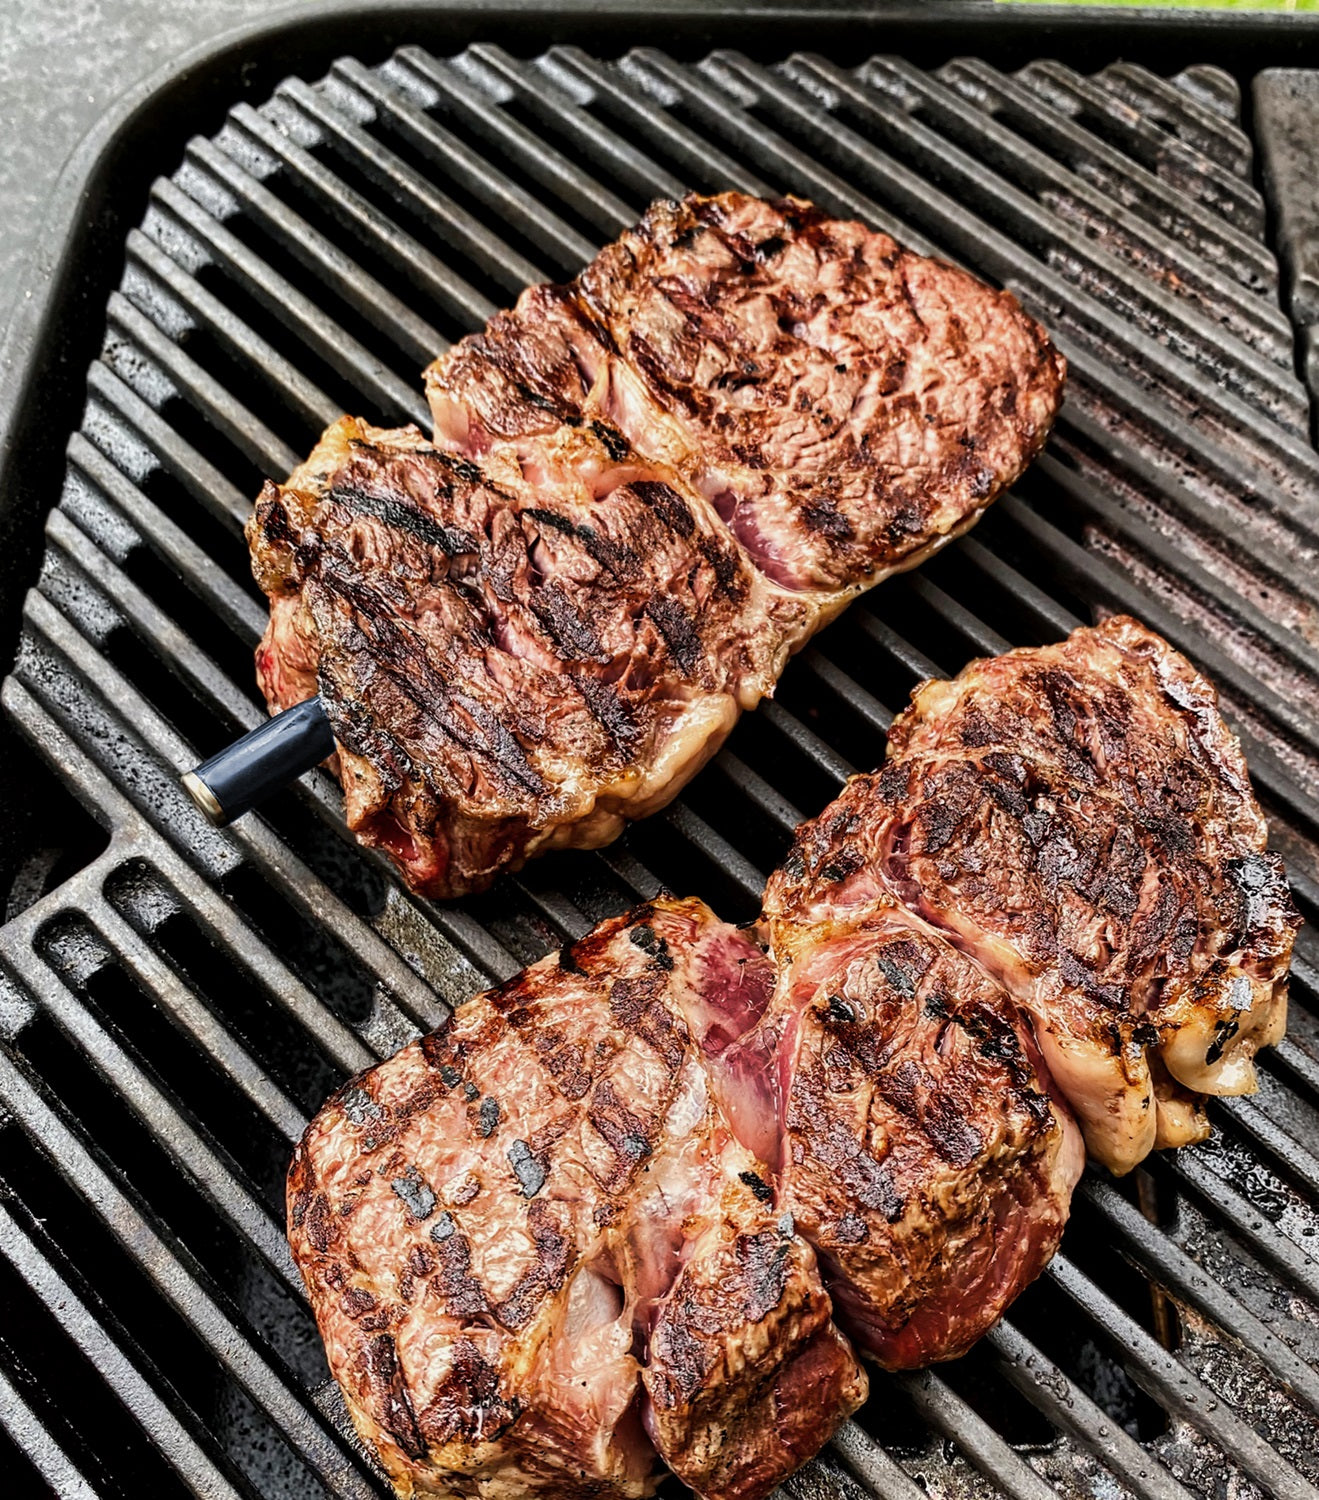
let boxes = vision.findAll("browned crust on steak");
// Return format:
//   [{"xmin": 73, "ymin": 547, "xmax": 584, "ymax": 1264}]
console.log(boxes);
[
  {"xmin": 288, "ymin": 897, "xmax": 864, "ymax": 1500},
  {"xmin": 768, "ymin": 911, "xmax": 1081, "ymax": 1368},
  {"xmin": 253, "ymin": 192, "xmax": 1063, "ymax": 898},
  {"xmin": 643, "ymin": 1225, "xmax": 867, "ymax": 1500},
  {"xmin": 249, "ymin": 417, "xmax": 809, "ymax": 896},
  {"xmin": 430, "ymin": 192, "xmax": 1065, "ymax": 595},
  {"xmin": 763, "ymin": 616, "xmax": 1299, "ymax": 1174}
]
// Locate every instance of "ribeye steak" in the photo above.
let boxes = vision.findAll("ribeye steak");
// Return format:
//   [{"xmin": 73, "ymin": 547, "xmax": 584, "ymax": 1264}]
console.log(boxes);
[
  {"xmin": 252, "ymin": 192, "xmax": 1064, "ymax": 896},
  {"xmin": 763, "ymin": 616, "xmax": 1299, "ymax": 1174},
  {"xmin": 289, "ymin": 898, "xmax": 866, "ymax": 1500}
]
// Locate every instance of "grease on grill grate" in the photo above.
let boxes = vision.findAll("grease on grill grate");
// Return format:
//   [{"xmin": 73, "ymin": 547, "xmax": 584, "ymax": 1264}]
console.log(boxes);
[{"xmin": 1, "ymin": 40, "xmax": 1318, "ymax": 1500}]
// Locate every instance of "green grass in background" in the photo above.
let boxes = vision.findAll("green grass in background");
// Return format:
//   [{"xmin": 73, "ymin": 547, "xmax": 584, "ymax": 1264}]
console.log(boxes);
[{"xmin": 1000, "ymin": 1, "xmax": 1319, "ymax": 10}]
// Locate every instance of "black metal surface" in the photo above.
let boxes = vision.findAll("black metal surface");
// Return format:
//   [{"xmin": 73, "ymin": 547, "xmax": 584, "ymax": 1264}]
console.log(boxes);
[
  {"xmin": 2, "ymin": 21, "xmax": 1319, "ymax": 1500},
  {"xmin": 185, "ymin": 696, "xmax": 335, "ymax": 825}
]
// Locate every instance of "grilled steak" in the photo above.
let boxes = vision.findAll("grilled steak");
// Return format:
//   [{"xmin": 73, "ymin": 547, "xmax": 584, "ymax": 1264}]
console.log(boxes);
[
  {"xmin": 288, "ymin": 898, "xmax": 866, "ymax": 1500},
  {"xmin": 250, "ymin": 417, "xmax": 808, "ymax": 894},
  {"xmin": 292, "ymin": 875, "xmax": 1078, "ymax": 1496},
  {"xmin": 253, "ymin": 191, "xmax": 1064, "ymax": 897},
  {"xmin": 428, "ymin": 193, "xmax": 1066, "ymax": 596},
  {"xmin": 760, "ymin": 906, "xmax": 1082, "ymax": 1368},
  {"xmin": 764, "ymin": 616, "xmax": 1299, "ymax": 1174}
]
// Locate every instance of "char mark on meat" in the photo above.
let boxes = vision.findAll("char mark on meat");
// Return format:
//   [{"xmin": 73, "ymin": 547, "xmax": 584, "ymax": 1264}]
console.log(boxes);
[
  {"xmin": 252, "ymin": 191, "xmax": 1063, "ymax": 897},
  {"xmin": 289, "ymin": 898, "xmax": 865, "ymax": 1500},
  {"xmin": 763, "ymin": 614, "xmax": 1299, "ymax": 1176}
]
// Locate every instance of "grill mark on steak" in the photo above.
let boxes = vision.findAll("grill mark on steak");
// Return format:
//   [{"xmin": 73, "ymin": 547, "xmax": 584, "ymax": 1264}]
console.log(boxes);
[
  {"xmin": 629, "ymin": 478, "xmax": 696, "ymax": 537},
  {"xmin": 361, "ymin": 1333, "xmax": 426, "ymax": 1461},
  {"xmin": 329, "ymin": 481, "xmax": 480, "ymax": 558},
  {"xmin": 526, "ymin": 579, "xmax": 607, "ymax": 662},
  {"xmin": 432, "ymin": 1230, "xmax": 492, "ymax": 1318},
  {"xmin": 647, "ymin": 1228, "xmax": 796, "ymax": 1410},
  {"xmin": 642, "ymin": 597, "xmax": 701, "ymax": 675},
  {"xmin": 311, "ymin": 544, "xmax": 548, "ymax": 797},
  {"xmin": 790, "ymin": 1065, "xmax": 905, "ymax": 1223},
  {"xmin": 416, "ymin": 1337, "xmax": 520, "ymax": 1449},
  {"xmin": 588, "ymin": 1078, "xmax": 656, "ymax": 1186},
  {"xmin": 495, "ymin": 1202, "xmax": 574, "ymax": 1330}
]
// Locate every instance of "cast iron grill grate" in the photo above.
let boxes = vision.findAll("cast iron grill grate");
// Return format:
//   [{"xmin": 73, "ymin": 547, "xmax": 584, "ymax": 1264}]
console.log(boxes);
[{"xmin": 1, "ymin": 39, "xmax": 1318, "ymax": 1500}]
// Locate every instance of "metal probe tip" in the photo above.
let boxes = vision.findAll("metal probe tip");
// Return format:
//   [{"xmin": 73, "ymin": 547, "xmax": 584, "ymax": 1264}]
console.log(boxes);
[{"xmin": 181, "ymin": 770, "xmax": 227, "ymax": 827}]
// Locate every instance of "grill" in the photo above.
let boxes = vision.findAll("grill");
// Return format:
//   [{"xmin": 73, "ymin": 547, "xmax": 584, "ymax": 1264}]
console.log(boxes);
[{"xmin": 2, "ymin": 21, "xmax": 1319, "ymax": 1500}]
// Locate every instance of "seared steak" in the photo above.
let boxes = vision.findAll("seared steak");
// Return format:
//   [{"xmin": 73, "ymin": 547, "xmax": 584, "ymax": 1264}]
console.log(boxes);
[
  {"xmin": 291, "ymin": 892, "xmax": 1077, "ymax": 1496},
  {"xmin": 764, "ymin": 616, "xmax": 1299, "ymax": 1174},
  {"xmin": 250, "ymin": 417, "xmax": 808, "ymax": 895},
  {"xmin": 253, "ymin": 192, "xmax": 1064, "ymax": 897},
  {"xmin": 288, "ymin": 898, "xmax": 866, "ymax": 1500},
  {"xmin": 761, "ymin": 906, "xmax": 1082, "ymax": 1368},
  {"xmin": 429, "ymin": 193, "xmax": 1065, "ymax": 596}
]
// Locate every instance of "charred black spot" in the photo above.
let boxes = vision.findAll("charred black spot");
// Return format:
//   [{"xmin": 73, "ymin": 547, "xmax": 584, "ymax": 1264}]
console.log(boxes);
[
  {"xmin": 629, "ymin": 924, "xmax": 675, "ymax": 971},
  {"xmin": 430, "ymin": 1211, "xmax": 457, "ymax": 1243},
  {"xmin": 463, "ymin": 1082, "xmax": 479, "ymax": 1102},
  {"xmin": 877, "ymin": 954, "xmax": 917, "ymax": 998},
  {"xmin": 478, "ymin": 1097, "xmax": 500, "ymax": 1138},
  {"xmin": 590, "ymin": 420, "xmax": 631, "ymax": 460},
  {"xmin": 445, "ymin": 455, "xmax": 485, "ymax": 485},
  {"xmin": 1206, "ymin": 1018, "xmax": 1240, "ymax": 1066},
  {"xmin": 508, "ymin": 1140, "xmax": 546, "ymax": 1198},
  {"xmin": 341, "ymin": 1085, "xmax": 383, "ymax": 1125},
  {"xmin": 739, "ymin": 1170, "xmax": 775, "ymax": 1204},
  {"xmin": 558, "ymin": 942, "xmax": 586, "ymax": 976},
  {"xmin": 827, "ymin": 995, "xmax": 856, "ymax": 1024},
  {"xmin": 439, "ymin": 1065, "xmax": 461, "ymax": 1089},
  {"xmin": 819, "ymin": 850, "xmax": 862, "ymax": 884},
  {"xmin": 391, "ymin": 1165, "xmax": 437, "ymax": 1222}
]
